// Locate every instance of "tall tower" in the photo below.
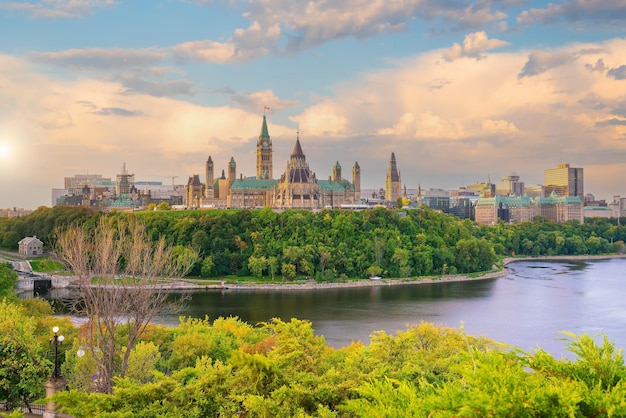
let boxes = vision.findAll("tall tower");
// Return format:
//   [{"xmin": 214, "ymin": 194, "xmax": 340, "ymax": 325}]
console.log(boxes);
[
  {"xmin": 228, "ymin": 157, "xmax": 236, "ymax": 187},
  {"xmin": 385, "ymin": 152, "xmax": 401, "ymax": 202},
  {"xmin": 333, "ymin": 161, "xmax": 341, "ymax": 183},
  {"xmin": 116, "ymin": 162, "xmax": 135, "ymax": 197},
  {"xmin": 544, "ymin": 163, "xmax": 584, "ymax": 197},
  {"xmin": 205, "ymin": 156, "xmax": 214, "ymax": 198},
  {"xmin": 352, "ymin": 161, "xmax": 361, "ymax": 198},
  {"xmin": 256, "ymin": 115, "xmax": 273, "ymax": 179}
]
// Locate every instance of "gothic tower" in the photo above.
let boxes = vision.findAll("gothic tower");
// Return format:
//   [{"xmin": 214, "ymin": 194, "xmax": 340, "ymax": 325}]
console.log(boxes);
[
  {"xmin": 228, "ymin": 157, "xmax": 236, "ymax": 187},
  {"xmin": 205, "ymin": 156, "xmax": 214, "ymax": 198},
  {"xmin": 352, "ymin": 161, "xmax": 360, "ymax": 198},
  {"xmin": 256, "ymin": 115, "xmax": 273, "ymax": 179},
  {"xmin": 385, "ymin": 152, "xmax": 401, "ymax": 202},
  {"xmin": 333, "ymin": 161, "xmax": 342, "ymax": 183}
]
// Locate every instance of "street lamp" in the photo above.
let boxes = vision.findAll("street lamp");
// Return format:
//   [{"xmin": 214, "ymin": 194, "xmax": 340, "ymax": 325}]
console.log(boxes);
[{"xmin": 50, "ymin": 326, "xmax": 65, "ymax": 379}]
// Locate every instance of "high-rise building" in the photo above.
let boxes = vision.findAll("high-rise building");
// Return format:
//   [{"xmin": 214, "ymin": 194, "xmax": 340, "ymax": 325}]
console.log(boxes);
[
  {"xmin": 496, "ymin": 173, "xmax": 525, "ymax": 196},
  {"xmin": 385, "ymin": 152, "xmax": 401, "ymax": 202},
  {"xmin": 544, "ymin": 163, "xmax": 583, "ymax": 198}
]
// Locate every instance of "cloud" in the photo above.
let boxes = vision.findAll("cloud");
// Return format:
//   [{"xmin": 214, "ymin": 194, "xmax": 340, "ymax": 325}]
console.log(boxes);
[
  {"xmin": 38, "ymin": 110, "xmax": 74, "ymax": 129},
  {"xmin": 30, "ymin": 48, "xmax": 167, "ymax": 69},
  {"xmin": 578, "ymin": 93, "xmax": 609, "ymax": 111},
  {"xmin": 21, "ymin": 0, "xmax": 512, "ymax": 67},
  {"xmin": 517, "ymin": 0, "xmax": 626, "ymax": 28},
  {"xmin": 120, "ymin": 76, "xmax": 195, "ymax": 98},
  {"xmin": 442, "ymin": 31, "xmax": 509, "ymax": 61},
  {"xmin": 585, "ymin": 58, "xmax": 607, "ymax": 72},
  {"xmin": 481, "ymin": 119, "xmax": 519, "ymax": 134},
  {"xmin": 0, "ymin": 0, "xmax": 117, "ymax": 19},
  {"xmin": 595, "ymin": 118, "xmax": 626, "ymax": 127},
  {"xmin": 607, "ymin": 65, "xmax": 626, "ymax": 80},
  {"xmin": 77, "ymin": 100, "xmax": 143, "ymax": 117},
  {"xmin": 230, "ymin": 90, "xmax": 299, "ymax": 113},
  {"xmin": 518, "ymin": 51, "xmax": 577, "ymax": 78}
]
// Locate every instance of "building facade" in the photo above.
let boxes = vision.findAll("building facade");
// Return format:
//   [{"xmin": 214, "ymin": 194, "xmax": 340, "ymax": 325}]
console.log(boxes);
[
  {"xmin": 475, "ymin": 192, "xmax": 584, "ymax": 225},
  {"xmin": 18, "ymin": 236, "xmax": 43, "ymax": 257},
  {"xmin": 194, "ymin": 117, "xmax": 359, "ymax": 209},
  {"xmin": 544, "ymin": 163, "xmax": 583, "ymax": 198}
]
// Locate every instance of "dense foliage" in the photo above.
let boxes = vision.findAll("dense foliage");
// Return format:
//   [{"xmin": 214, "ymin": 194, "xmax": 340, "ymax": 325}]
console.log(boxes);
[
  {"xmin": 0, "ymin": 298, "xmax": 74, "ymax": 410},
  {"xmin": 1, "ymin": 207, "xmax": 624, "ymax": 280},
  {"xmin": 0, "ymin": 262, "xmax": 18, "ymax": 300},
  {"xmin": 44, "ymin": 310, "xmax": 626, "ymax": 417}
]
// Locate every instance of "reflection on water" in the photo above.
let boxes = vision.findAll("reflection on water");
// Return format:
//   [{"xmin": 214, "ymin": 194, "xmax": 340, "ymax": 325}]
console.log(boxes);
[{"xmin": 49, "ymin": 258, "xmax": 626, "ymax": 356}]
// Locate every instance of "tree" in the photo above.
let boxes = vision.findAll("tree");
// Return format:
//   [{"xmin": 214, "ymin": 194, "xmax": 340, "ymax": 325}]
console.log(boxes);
[
  {"xmin": 0, "ymin": 262, "xmax": 18, "ymax": 301},
  {"xmin": 200, "ymin": 256, "xmax": 214, "ymax": 277},
  {"xmin": 248, "ymin": 256, "xmax": 267, "ymax": 277},
  {"xmin": 156, "ymin": 202, "xmax": 170, "ymax": 211},
  {"xmin": 0, "ymin": 300, "xmax": 55, "ymax": 411},
  {"xmin": 54, "ymin": 216, "xmax": 197, "ymax": 393}
]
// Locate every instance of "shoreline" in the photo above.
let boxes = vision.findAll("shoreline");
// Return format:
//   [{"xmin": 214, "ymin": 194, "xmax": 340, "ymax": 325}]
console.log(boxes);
[
  {"xmin": 177, "ymin": 253, "xmax": 626, "ymax": 292},
  {"xmin": 18, "ymin": 253, "xmax": 626, "ymax": 293}
]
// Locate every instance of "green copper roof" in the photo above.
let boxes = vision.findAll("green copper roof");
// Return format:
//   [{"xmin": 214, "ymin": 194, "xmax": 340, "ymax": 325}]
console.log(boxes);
[
  {"xmin": 230, "ymin": 178, "xmax": 278, "ymax": 190},
  {"xmin": 318, "ymin": 179, "xmax": 354, "ymax": 192},
  {"xmin": 259, "ymin": 115, "xmax": 270, "ymax": 141},
  {"xmin": 475, "ymin": 195, "xmax": 533, "ymax": 207}
]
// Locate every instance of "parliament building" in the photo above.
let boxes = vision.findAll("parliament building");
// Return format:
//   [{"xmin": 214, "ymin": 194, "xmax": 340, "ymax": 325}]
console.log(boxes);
[{"xmin": 185, "ymin": 116, "xmax": 360, "ymax": 209}]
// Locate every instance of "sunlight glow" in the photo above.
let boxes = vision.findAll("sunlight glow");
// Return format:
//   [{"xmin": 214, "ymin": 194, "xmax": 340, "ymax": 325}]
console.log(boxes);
[{"xmin": 0, "ymin": 142, "xmax": 9, "ymax": 159}]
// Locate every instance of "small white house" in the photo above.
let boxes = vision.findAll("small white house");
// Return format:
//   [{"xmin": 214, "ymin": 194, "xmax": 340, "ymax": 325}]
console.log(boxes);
[{"xmin": 18, "ymin": 236, "xmax": 44, "ymax": 257}]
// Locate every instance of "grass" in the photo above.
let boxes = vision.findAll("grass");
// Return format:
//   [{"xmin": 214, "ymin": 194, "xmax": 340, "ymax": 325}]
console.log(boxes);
[{"xmin": 29, "ymin": 258, "xmax": 64, "ymax": 273}]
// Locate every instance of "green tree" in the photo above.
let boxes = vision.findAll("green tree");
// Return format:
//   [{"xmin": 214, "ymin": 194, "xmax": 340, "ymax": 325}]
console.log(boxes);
[
  {"xmin": 0, "ymin": 262, "xmax": 18, "ymax": 300},
  {"xmin": 0, "ymin": 300, "xmax": 53, "ymax": 410},
  {"xmin": 248, "ymin": 255, "xmax": 267, "ymax": 278},
  {"xmin": 200, "ymin": 256, "xmax": 214, "ymax": 278}
]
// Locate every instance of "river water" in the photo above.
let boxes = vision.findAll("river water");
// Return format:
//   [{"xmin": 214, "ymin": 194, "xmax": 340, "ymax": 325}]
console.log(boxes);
[
  {"xmin": 152, "ymin": 258, "xmax": 626, "ymax": 357},
  {"xmin": 45, "ymin": 258, "xmax": 626, "ymax": 357}
]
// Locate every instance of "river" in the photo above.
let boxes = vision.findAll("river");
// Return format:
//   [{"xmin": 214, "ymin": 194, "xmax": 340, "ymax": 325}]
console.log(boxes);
[
  {"xmin": 47, "ymin": 258, "xmax": 626, "ymax": 357},
  {"xmin": 151, "ymin": 258, "xmax": 626, "ymax": 357}
]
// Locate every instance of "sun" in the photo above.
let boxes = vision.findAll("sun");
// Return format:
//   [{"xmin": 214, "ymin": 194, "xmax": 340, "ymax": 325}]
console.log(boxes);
[{"xmin": 0, "ymin": 142, "xmax": 9, "ymax": 159}]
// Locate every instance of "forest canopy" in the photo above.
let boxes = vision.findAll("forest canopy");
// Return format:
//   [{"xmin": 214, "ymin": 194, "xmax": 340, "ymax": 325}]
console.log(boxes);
[{"xmin": 0, "ymin": 206, "xmax": 623, "ymax": 280}]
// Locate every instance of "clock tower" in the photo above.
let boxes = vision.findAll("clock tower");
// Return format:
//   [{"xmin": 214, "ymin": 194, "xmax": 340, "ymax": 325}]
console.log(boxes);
[{"xmin": 256, "ymin": 115, "xmax": 273, "ymax": 179}]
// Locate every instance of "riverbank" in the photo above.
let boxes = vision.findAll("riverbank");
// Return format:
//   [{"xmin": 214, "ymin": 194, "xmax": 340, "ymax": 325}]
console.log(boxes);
[
  {"xmin": 19, "ymin": 253, "xmax": 626, "ymax": 293},
  {"xmin": 195, "ymin": 253, "xmax": 626, "ymax": 291}
]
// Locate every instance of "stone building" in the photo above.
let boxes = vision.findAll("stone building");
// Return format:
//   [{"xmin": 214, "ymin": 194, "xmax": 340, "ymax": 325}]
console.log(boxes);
[
  {"xmin": 189, "ymin": 116, "xmax": 360, "ymax": 209},
  {"xmin": 19, "ymin": 236, "xmax": 44, "ymax": 257},
  {"xmin": 385, "ymin": 152, "xmax": 401, "ymax": 202}
]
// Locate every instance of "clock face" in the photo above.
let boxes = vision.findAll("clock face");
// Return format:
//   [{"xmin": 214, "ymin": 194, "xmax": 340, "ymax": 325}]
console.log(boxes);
[{"xmin": 262, "ymin": 142, "xmax": 268, "ymax": 149}]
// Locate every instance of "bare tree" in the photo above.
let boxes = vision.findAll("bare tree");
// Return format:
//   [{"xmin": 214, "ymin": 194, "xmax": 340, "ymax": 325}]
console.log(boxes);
[{"xmin": 55, "ymin": 216, "xmax": 197, "ymax": 393}]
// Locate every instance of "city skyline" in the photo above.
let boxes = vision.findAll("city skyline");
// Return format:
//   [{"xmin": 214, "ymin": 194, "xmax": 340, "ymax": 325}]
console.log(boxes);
[{"xmin": 1, "ymin": 1, "xmax": 625, "ymax": 209}]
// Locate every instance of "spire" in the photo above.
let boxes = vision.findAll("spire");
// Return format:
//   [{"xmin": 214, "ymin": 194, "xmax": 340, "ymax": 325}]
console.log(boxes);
[
  {"xmin": 388, "ymin": 152, "xmax": 399, "ymax": 181},
  {"xmin": 291, "ymin": 139, "xmax": 305, "ymax": 160},
  {"xmin": 207, "ymin": 156, "xmax": 213, "ymax": 164},
  {"xmin": 259, "ymin": 115, "xmax": 270, "ymax": 143}
]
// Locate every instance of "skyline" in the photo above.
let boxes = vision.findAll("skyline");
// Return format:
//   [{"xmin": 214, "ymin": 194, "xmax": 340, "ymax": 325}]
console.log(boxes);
[{"xmin": 1, "ymin": 1, "xmax": 625, "ymax": 209}]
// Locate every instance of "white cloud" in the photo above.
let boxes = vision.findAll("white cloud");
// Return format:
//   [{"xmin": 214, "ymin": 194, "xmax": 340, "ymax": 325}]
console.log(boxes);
[
  {"xmin": 287, "ymin": 37, "xmax": 626, "ymax": 194},
  {"xmin": 230, "ymin": 90, "xmax": 299, "ymax": 113},
  {"xmin": 30, "ymin": 48, "xmax": 168, "ymax": 69},
  {"xmin": 443, "ymin": 31, "xmax": 509, "ymax": 61},
  {"xmin": 0, "ymin": 0, "xmax": 117, "ymax": 19}
]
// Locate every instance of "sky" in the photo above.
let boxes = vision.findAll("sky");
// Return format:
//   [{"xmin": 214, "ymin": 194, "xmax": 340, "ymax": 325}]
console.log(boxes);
[{"xmin": 1, "ymin": 0, "xmax": 625, "ymax": 209}]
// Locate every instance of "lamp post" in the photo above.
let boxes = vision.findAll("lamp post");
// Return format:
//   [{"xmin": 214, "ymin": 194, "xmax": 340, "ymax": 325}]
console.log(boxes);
[
  {"xmin": 44, "ymin": 327, "xmax": 66, "ymax": 418},
  {"xmin": 50, "ymin": 326, "xmax": 64, "ymax": 379}
]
